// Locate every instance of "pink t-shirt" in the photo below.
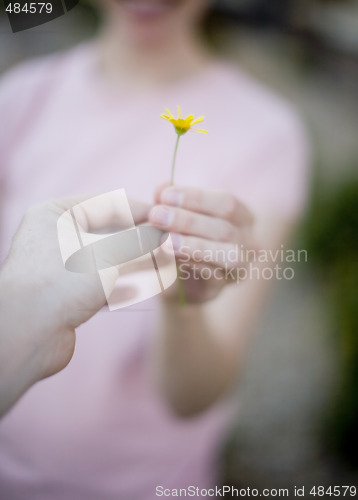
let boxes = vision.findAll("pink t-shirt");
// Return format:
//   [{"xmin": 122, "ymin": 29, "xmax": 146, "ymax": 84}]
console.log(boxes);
[{"xmin": 0, "ymin": 43, "xmax": 309, "ymax": 499}]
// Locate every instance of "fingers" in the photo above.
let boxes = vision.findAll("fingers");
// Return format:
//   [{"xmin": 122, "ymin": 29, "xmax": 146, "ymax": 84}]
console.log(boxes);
[
  {"xmin": 149, "ymin": 205, "xmax": 237, "ymax": 242},
  {"xmin": 173, "ymin": 234, "xmax": 237, "ymax": 268},
  {"xmin": 168, "ymin": 233, "xmax": 255, "ymax": 269},
  {"xmin": 150, "ymin": 185, "xmax": 257, "ymax": 283},
  {"xmin": 54, "ymin": 193, "xmax": 150, "ymax": 234},
  {"xmin": 157, "ymin": 185, "xmax": 254, "ymax": 226},
  {"xmin": 82, "ymin": 197, "xmax": 150, "ymax": 233}
]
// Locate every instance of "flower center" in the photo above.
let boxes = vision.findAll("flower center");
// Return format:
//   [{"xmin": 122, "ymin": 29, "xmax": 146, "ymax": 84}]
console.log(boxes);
[{"xmin": 173, "ymin": 118, "xmax": 190, "ymax": 135}]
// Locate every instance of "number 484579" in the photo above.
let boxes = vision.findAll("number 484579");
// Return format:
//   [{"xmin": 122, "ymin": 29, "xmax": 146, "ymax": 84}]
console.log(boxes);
[
  {"xmin": 5, "ymin": 3, "xmax": 53, "ymax": 14},
  {"xmin": 310, "ymin": 486, "xmax": 356, "ymax": 496}
]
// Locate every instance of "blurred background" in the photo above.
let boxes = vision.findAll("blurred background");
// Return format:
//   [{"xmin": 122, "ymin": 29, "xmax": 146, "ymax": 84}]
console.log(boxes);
[{"xmin": 1, "ymin": 0, "xmax": 357, "ymax": 494}]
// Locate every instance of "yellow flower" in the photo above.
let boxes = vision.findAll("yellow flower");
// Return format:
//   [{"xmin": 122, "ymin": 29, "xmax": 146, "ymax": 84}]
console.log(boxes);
[{"xmin": 160, "ymin": 106, "xmax": 208, "ymax": 136}]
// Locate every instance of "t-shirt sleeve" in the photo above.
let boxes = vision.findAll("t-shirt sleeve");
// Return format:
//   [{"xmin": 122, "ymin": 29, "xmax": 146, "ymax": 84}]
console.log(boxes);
[
  {"xmin": 242, "ymin": 110, "xmax": 311, "ymax": 220},
  {"xmin": 215, "ymin": 96, "xmax": 311, "ymax": 223}
]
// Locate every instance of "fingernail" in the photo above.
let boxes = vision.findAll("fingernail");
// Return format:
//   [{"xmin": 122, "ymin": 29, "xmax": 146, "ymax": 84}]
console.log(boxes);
[
  {"xmin": 161, "ymin": 189, "xmax": 183, "ymax": 207},
  {"xmin": 151, "ymin": 206, "xmax": 174, "ymax": 227}
]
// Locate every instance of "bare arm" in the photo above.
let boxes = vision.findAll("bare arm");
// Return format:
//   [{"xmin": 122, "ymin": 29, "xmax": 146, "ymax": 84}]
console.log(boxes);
[
  {"xmin": 0, "ymin": 195, "xmax": 150, "ymax": 417},
  {"xmin": 149, "ymin": 184, "xmax": 297, "ymax": 416}
]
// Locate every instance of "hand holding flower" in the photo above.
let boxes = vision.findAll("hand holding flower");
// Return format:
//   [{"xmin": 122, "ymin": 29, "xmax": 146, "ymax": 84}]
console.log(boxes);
[{"xmin": 149, "ymin": 184, "xmax": 258, "ymax": 304}]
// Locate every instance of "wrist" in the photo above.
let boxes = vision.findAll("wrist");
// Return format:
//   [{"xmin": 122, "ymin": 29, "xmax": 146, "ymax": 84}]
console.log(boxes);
[
  {"xmin": 0, "ymin": 267, "xmax": 58, "ymax": 382},
  {"xmin": 160, "ymin": 295, "xmax": 207, "ymax": 328}
]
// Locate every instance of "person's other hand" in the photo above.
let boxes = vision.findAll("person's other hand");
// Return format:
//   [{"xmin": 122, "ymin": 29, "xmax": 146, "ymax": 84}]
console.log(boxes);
[
  {"xmin": 0, "ymin": 194, "xmax": 150, "ymax": 406},
  {"xmin": 149, "ymin": 184, "xmax": 258, "ymax": 304}
]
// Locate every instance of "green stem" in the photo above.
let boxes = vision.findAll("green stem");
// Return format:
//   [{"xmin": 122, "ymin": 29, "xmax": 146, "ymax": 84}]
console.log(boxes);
[
  {"xmin": 170, "ymin": 134, "xmax": 186, "ymax": 307},
  {"xmin": 170, "ymin": 134, "xmax": 180, "ymax": 186}
]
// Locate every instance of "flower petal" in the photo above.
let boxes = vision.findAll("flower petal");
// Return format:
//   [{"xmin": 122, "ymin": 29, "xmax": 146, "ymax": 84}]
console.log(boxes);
[
  {"xmin": 191, "ymin": 128, "xmax": 208, "ymax": 134},
  {"xmin": 165, "ymin": 108, "xmax": 174, "ymax": 118},
  {"xmin": 190, "ymin": 116, "xmax": 205, "ymax": 126},
  {"xmin": 177, "ymin": 105, "xmax": 182, "ymax": 119}
]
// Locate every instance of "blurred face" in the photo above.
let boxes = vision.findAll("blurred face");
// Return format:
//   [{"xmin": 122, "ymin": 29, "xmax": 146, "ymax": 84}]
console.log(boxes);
[{"xmin": 101, "ymin": 0, "xmax": 209, "ymax": 45}]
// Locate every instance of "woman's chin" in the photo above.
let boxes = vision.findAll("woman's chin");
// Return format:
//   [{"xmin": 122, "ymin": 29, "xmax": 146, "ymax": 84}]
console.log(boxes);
[
  {"xmin": 116, "ymin": 0, "xmax": 180, "ymax": 23},
  {"xmin": 121, "ymin": 1, "xmax": 172, "ymax": 19},
  {"xmin": 112, "ymin": 0, "xmax": 179, "ymax": 45}
]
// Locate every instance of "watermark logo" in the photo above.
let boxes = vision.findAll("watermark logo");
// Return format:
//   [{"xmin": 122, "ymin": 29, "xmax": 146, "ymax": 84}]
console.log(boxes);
[
  {"xmin": 3, "ymin": 0, "xmax": 79, "ymax": 33},
  {"xmin": 177, "ymin": 245, "xmax": 308, "ymax": 283},
  {"xmin": 57, "ymin": 189, "xmax": 177, "ymax": 311}
]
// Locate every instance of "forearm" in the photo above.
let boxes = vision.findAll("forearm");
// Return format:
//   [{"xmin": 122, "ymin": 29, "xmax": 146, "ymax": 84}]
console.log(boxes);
[
  {"xmin": 153, "ymin": 298, "xmax": 238, "ymax": 417},
  {"xmin": 152, "ymin": 246, "xmax": 284, "ymax": 418},
  {"xmin": 0, "ymin": 258, "xmax": 67, "ymax": 417}
]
